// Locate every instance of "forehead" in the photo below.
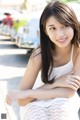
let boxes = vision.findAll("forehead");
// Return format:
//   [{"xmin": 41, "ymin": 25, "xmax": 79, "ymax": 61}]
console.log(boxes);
[{"xmin": 46, "ymin": 16, "xmax": 62, "ymax": 26}]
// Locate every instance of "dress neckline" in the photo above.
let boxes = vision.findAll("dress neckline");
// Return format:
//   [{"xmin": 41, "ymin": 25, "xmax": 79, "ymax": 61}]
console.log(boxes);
[
  {"xmin": 53, "ymin": 60, "xmax": 73, "ymax": 69},
  {"xmin": 53, "ymin": 45, "xmax": 74, "ymax": 70}
]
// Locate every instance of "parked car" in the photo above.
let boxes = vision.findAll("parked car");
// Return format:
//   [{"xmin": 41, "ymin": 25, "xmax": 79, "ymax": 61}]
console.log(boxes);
[
  {"xmin": 14, "ymin": 11, "xmax": 41, "ymax": 49},
  {"xmin": 10, "ymin": 18, "xmax": 28, "ymax": 41}
]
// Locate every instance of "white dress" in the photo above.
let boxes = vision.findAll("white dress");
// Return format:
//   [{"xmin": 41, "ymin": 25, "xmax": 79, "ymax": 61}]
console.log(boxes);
[{"xmin": 20, "ymin": 46, "xmax": 80, "ymax": 120}]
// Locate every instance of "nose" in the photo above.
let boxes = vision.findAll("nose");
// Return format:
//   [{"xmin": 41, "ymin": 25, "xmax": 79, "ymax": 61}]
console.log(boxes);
[{"xmin": 57, "ymin": 29, "xmax": 65, "ymax": 38}]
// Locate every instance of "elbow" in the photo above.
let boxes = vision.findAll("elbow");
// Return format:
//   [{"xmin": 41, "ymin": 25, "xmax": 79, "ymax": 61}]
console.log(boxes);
[{"xmin": 17, "ymin": 99, "xmax": 27, "ymax": 106}]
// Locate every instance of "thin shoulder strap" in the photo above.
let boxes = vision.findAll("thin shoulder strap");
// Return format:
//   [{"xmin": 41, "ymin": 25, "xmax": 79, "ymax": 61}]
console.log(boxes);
[{"xmin": 71, "ymin": 45, "xmax": 74, "ymax": 61}]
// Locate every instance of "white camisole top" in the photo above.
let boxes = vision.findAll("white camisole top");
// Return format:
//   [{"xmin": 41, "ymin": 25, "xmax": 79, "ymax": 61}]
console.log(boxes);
[
  {"xmin": 49, "ymin": 45, "xmax": 74, "ymax": 80},
  {"xmin": 33, "ymin": 45, "xmax": 74, "ymax": 88}
]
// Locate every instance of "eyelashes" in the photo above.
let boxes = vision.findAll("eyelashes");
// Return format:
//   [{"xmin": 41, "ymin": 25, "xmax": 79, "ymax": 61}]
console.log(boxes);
[
  {"xmin": 49, "ymin": 25, "xmax": 69, "ymax": 31},
  {"xmin": 49, "ymin": 27, "xmax": 56, "ymax": 30}
]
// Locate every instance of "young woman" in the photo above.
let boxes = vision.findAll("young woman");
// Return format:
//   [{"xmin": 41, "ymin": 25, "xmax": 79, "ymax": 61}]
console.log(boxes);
[{"xmin": 6, "ymin": 1, "xmax": 80, "ymax": 120}]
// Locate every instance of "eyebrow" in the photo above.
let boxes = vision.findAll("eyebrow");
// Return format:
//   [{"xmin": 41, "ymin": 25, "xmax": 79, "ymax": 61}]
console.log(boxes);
[{"xmin": 47, "ymin": 25, "xmax": 55, "ymax": 27}]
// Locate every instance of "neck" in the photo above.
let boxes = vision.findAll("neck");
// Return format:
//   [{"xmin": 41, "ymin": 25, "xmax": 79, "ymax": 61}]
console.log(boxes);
[{"xmin": 54, "ymin": 44, "xmax": 72, "ymax": 56}]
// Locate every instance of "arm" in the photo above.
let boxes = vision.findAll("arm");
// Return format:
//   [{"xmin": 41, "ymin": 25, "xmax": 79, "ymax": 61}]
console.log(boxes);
[
  {"xmin": 7, "ymin": 71, "xmax": 77, "ymax": 106},
  {"xmin": 17, "ymin": 49, "xmax": 42, "ymax": 106},
  {"xmin": 6, "ymin": 87, "xmax": 75, "ymax": 105},
  {"xmin": 24, "ymin": 88, "xmax": 75, "ymax": 100},
  {"xmin": 7, "ymin": 72, "xmax": 79, "ymax": 105},
  {"xmin": 17, "ymin": 73, "xmax": 76, "ymax": 106},
  {"xmin": 38, "ymin": 47, "xmax": 80, "ymax": 91},
  {"xmin": 6, "ymin": 73, "xmax": 79, "ymax": 105},
  {"xmin": 17, "ymin": 80, "xmax": 57, "ymax": 105},
  {"xmin": 29, "ymin": 49, "xmax": 80, "ymax": 100},
  {"xmin": 6, "ymin": 47, "xmax": 80, "ymax": 105},
  {"xmin": 5, "ymin": 49, "xmax": 42, "ymax": 106}
]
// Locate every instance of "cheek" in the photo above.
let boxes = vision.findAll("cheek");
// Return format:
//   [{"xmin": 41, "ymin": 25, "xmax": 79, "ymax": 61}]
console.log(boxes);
[
  {"xmin": 49, "ymin": 32, "xmax": 56, "ymax": 40},
  {"xmin": 68, "ymin": 28, "xmax": 74, "ymax": 38},
  {"xmin": 48, "ymin": 35, "xmax": 56, "ymax": 43},
  {"xmin": 47, "ymin": 32, "xmax": 56, "ymax": 43},
  {"xmin": 46, "ymin": 30, "xmax": 55, "ymax": 39}
]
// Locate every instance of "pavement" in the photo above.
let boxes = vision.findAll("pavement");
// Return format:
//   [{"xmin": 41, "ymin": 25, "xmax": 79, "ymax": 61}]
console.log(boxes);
[
  {"xmin": 0, "ymin": 81, "xmax": 20, "ymax": 120},
  {"xmin": 0, "ymin": 36, "xmax": 30, "ymax": 120}
]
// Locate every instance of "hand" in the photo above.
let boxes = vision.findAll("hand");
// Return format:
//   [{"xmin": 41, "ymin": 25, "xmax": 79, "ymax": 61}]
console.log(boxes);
[
  {"xmin": 54, "ymin": 71, "xmax": 80, "ymax": 91},
  {"xmin": 6, "ymin": 90, "xmax": 30, "ymax": 105}
]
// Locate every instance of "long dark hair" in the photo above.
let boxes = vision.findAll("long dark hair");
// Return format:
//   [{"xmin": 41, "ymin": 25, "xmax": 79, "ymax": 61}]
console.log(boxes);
[{"xmin": 39, "ymin": 1, "xmax": 80, "ymax": 84}]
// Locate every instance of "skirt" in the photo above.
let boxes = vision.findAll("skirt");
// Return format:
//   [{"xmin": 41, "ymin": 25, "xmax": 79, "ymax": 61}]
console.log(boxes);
[{"xmin": 20, "ymin": 92, "xmax": 80, "ymax": 120}]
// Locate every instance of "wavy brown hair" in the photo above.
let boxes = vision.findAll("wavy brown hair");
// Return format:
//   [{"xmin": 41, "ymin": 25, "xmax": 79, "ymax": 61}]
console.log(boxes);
[{"xmin": 39, "ymin": 1, "xmax": 80, "ymax": 84}]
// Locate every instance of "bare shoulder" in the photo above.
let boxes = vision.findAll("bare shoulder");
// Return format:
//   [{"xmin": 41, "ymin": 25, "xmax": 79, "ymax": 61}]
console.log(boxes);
[
  {"xmin": 76, "ymin": 46, "xmax": 80, "ymax": 60},
  {"xmin": 30, "ymin": 47, "xmax": 42, "ymax": 69},
  {"xmin": 73, "ymin": 45, "xmax": 80, "ymax": 65},
  {"xmin": 75, "ymin": 45, "xmax": 80, "ymax": 56},
  {"xmin": 31, "ymin": 47, "xmax": 41, "ymax": 60},
  {"xmin": 73, "ymin": 45, "xmax": 80, "ymax": 76},
  {"xmin": 73, "ymin": 45, "xmax": 79, "ymax": 63}
]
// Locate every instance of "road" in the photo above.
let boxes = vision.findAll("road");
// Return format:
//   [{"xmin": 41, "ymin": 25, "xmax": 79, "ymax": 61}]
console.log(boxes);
[{"xmin": 0, "ymin": 36, "xmax": 31, "ymax": 120}]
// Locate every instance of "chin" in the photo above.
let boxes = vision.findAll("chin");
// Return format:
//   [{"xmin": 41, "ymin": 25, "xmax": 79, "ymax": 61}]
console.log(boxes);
[{"xmin": 57, "ymin": 44, "xmax": 70, "ymax": 48}]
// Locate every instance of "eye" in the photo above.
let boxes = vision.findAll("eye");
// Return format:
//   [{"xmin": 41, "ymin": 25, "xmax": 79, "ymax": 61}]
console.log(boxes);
[
  {"xmin": 64, "ymin": 23, "xmax": 69, "ymax": 27},
  {"xmin": 62, "ymin": 24, "xmax": 69, "ymax": 29},
  {"xmin": 50, "ymin": 27, "xmax": 56, "ymax": 30}
]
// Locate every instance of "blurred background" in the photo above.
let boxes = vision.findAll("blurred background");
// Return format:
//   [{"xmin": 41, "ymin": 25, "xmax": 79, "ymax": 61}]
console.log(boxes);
[
  {"xmin": 0, "ymin": 0, "xmax": 80, "ymax": 120},
  {"xmin": 0, "ymin": 0, "xmax": 80, "ymax": 49}
]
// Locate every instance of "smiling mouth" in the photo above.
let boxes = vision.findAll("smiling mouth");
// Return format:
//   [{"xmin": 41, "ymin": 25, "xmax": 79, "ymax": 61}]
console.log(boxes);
[
  {"xmin": 57, "ymin": 39, "xmax": 66, "ymax": 42},
  {"xmin": 57, "ymin": 38, "xmax": 67, "ymax": 42}
]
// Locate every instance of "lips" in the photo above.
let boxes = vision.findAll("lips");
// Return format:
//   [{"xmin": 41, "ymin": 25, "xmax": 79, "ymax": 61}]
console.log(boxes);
[{"xmin": 57, "ymin": 37, "xmax": 67, "ymax": 42}]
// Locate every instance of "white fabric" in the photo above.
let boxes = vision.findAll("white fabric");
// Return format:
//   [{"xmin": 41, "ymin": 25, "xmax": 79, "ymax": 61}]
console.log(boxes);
[{"xmin": 20, "ymin": 45, "xmax": 80, "ymax": 120}]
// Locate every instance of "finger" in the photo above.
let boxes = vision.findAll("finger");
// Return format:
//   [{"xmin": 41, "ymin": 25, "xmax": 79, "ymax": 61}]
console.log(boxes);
[
  {"xmin": 6, "ymin": 93, "xmax": 15, "ymax": 105},
  {"xmin": 6, "ymin": 97, "xmax": 12, "ymax": 105},
  {"xmin": 72, "ymin": 80, "xmax": 80, "ymax": 87},
  {"xmin": 7, "ymin": 97, "xmax": 15, "ymax": 105},
  {"xmin": 68, "ymin": 80, "xmax": 79, "ymax": 90},
  {"xmin": 71, "ymin": 75, "xmax": 80, "ymax": 81},
  {"xmin": 71, "ymin": 81, "xmax": 79, "ymax": 89},
  {"xmin": 75, "ymin": 76, "xmax": 80, "ymax": 81},
  {"xmin": 71, "ymin": 75, "xmax": 80, "ymax": 87},
  {"xmin": 6, "ymin": 99, "xmax": 12, "ymax": 105},
  {"xmin": 68, "ymin": 84, "xmax": 77, "ymax": 91},
  {"xmin": 70, "ymin": 70, "xmax": 75, "ymax": 75},
  {"xmin": 66, "ymin": 77, "xmax": 79, "ymax": 89}
]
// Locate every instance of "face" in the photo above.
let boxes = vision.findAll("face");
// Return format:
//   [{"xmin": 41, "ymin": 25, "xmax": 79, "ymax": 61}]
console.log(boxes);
[{"xmin": 45, "ymin": 16, "xmax": 74, "ymax": 48}]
